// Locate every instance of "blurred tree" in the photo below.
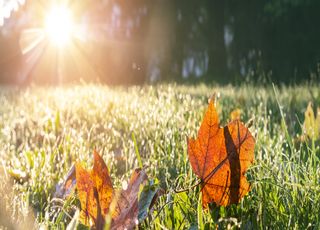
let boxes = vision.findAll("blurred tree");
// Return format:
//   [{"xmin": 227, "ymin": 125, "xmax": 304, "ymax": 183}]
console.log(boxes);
[
  {"xmin": 228, "ymin": 0, "xmax": 320, "ymax": 82},
  {"xmin": 205, "ymin": 0, "xmax": 227, "ymax": 81},
  {"xmin": 262, "ymin": 0, "xmax": 320, "ymax": 81},
  {"xmin": 1, "ymin": 0, "xmax": 320, "ymax": 84},
  {"xmin": 227, "ymin": 0, "xmax": 264, "ymax": 78}
]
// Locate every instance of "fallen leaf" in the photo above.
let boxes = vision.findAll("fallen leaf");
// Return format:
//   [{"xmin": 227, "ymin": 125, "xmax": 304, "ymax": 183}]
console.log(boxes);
[
  {"xmin": 111, "ymin": 168, "xmax": 148, "ymax": 230},
  {"xmin": 317, "ymin": 108, "xmax": 320, "ymax": 136},
  {"xmin": 75, "ymin": 151, "xmax": 159, "ymax": 230},
  {"xmin": 230, "ymin": 108, "xmax": 241, "ymax": 121},
  {"xmin": 76, "ymin": 151, "xmax": 113, "ymax": 228},
  {"xmin": 76, "ymin": 162, "xmax": 98, "ymax": 227},
  {"xmin": 137, "ymin": 179, "xmax": 163, "ymax": 223},
  {"xmin": 188, "ymin": 99, "xmax": 255, "ymax": 207},
  {"xmin": 303, "ymin": 102, "xmax": 320, "ymax": 140},
  {"xmin": 54, "ymin": 164, "xmax": 76, "ymax": 199},
  {"xmin": 92, "ymin": 150, "xmax": 114, "ymax": 219}
]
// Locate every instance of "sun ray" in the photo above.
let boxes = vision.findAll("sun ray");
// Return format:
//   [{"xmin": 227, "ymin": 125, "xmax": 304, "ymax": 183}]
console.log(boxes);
[{"xmin": 15, "ymin": 1, "xmax": 114, "ymax": 84}]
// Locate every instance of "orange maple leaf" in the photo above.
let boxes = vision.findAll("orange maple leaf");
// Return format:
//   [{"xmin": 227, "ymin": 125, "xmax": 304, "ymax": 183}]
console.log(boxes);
[
  {"xmin": 76, "ymin": 151, "xmax": 113, "ymax": 228},
  {"xmin": 188, "ymin": 99, "xmax": 255, "ymax": 207},
  {"xmin": 75, "ymin": 150, "xmax": 152, "ymax": 230}
]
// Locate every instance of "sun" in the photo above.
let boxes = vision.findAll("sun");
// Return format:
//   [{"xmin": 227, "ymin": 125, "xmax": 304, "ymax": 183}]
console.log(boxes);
[{"xmin": 45, "ymin": 6, "xmax": 74, "ymax": 46}]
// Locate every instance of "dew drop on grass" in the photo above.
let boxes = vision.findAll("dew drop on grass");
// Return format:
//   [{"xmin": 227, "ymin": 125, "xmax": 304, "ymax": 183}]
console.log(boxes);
[{"xmin": 122, "ymin": 180, "xmax": 128, "ymax": 190}]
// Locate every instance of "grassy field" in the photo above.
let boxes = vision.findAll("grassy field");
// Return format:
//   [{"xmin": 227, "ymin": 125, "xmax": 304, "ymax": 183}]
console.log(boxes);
[{"xmin": 0, "ymin": 83, "xmax": 319, "ymax": 229}]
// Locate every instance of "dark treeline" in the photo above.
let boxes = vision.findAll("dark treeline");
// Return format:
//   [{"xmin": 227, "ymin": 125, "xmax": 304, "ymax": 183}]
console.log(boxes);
[{"xmin": 1, "ymin": 0, "xmax": 320, "ymax": 85}]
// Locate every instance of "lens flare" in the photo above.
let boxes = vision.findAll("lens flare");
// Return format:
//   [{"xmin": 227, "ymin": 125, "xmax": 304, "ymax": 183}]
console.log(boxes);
[{"xmin": 45, "ymin": 6, "xmax": 74, "ymax": 46}]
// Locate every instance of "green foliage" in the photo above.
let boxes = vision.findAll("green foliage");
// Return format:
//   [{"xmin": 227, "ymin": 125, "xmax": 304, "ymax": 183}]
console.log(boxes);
[{"xmin": 0, "ymin": 84, "xmax": 319, "ymax": 229}]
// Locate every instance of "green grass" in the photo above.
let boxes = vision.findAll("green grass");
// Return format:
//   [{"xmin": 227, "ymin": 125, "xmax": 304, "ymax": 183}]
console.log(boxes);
[{"xmin": 0, "ymin": 83, "xmax": 319, "ymax": 229}]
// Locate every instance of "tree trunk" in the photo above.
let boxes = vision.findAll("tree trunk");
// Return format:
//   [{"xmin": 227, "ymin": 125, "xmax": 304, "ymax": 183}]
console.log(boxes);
[{"xmin": 206, "ymin": 0, "xmax": 228, "ymax": 82}]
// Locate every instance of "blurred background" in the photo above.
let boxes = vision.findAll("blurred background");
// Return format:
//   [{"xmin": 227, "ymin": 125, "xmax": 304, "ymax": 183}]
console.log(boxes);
[{"xmin": 1, "ymin": 0, "xmax": 320, "ymax": 85}]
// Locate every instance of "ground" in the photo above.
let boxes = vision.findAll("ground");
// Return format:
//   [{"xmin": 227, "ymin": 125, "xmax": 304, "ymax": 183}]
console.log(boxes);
[{"xmin": 0, "ymin": 83, "xmax": 319, "ymax": 229}]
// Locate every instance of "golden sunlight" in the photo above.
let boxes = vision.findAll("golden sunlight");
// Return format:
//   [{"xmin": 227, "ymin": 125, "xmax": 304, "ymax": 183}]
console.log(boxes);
[{"xmin": 45, "ymin": 6, "xmax": 74, "ymax": 46}]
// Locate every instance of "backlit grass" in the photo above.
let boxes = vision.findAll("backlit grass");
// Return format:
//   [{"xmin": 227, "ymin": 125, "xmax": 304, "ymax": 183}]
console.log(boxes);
[{"xmin": 0, "ymin": 83, "xmax": 319, "ymax": 229}]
